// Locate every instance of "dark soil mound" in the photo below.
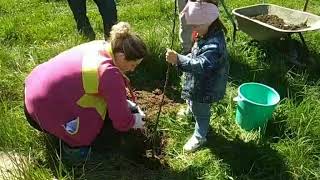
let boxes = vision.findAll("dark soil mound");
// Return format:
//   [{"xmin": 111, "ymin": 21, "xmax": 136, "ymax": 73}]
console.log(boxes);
[{"xmin": 252, "ymin": 14, "xmax": 309, "ymax": 30}]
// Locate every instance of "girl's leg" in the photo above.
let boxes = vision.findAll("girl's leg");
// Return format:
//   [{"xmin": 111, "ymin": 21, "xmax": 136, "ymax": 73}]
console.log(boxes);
[
  {"xmin": 184, "ymin": 101, "xmax": 211, "ymax": 151},
  {"xmin": 190, "ymin": 101, "xmax": 211, "ymax": 139}
]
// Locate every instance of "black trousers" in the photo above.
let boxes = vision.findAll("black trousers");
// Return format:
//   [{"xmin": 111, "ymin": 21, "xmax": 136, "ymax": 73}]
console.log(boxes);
[
  {"xmin": 24, "ymin": 103, "xmax": 44, "ymax": 132},
  {"xmin": 67, "ymin": 0, "xmax": 117, "ymax": 38},
  {"xmin": 23, "ymin": 95, "xmax": 137, "ymax": 150}
]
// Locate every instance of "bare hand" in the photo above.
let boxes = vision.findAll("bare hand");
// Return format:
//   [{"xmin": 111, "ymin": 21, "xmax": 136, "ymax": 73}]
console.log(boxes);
[{"xmin": 165, "ymin": 48, "xmax": 178, "ymax": 65}]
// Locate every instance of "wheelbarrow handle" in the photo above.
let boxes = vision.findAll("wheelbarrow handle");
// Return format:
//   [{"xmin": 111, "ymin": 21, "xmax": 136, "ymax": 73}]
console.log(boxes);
[
  {"xmin": 303, "ymin": 0, "xmax": 309, "ymax": 12},
  {"xmin": 219, "ymin": 0, "xmax": 238, "ymax": 43}
]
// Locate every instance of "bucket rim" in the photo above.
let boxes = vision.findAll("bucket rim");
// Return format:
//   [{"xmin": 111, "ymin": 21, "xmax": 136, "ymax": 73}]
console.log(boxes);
[{"xmin": 238, "ymin": 82, "xmax": 280, "ymax": 106}]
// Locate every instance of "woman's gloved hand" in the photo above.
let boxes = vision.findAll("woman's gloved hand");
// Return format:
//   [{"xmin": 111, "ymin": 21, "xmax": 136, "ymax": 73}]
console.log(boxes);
[
  {"xmin": 127, "ymin": 99, "xmax": 137, "ymax": 112},
  {"xmin": 136, "ymin": 106, "xmax": 145, "ymax": 118},
  {"xmin": 127, "ymin": 100, "xmax": 145, "ymax": 117},
  {"xmin": 127, "ymin": 99, "xmax": 146, "ymax": 129},
  {"xmin": 132, "ymin": 113, "xmax": 145, "ymax": 129}
]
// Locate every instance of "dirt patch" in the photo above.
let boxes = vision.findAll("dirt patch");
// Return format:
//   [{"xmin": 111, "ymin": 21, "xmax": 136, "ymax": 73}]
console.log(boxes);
[
  {"xmin": 90, "ymin": 89, "xmax": 181, "ymax": 170},
  {"xmin": 252, "ymin": 14, "xmax": 309, "ymax": 30},
  {"xmin": 126, "ymin": 89, "xmax": 180, "ymax": 168},
  {"xmin": 135, "ymin": 89, "xmax": 180, "ymax": 121},
  {"xmin": 0, "ymin": 152, "xmax": 26, "ymax": 178}
]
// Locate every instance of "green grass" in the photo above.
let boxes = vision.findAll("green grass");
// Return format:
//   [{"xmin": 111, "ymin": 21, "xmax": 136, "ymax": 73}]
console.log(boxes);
[{"xmin": 1, "ymin": 0, "xmax": 320, "ymax": 179}]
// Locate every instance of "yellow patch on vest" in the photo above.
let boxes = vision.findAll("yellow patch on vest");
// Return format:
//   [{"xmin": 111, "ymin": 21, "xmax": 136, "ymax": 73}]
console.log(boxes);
[
  {"xmin": 77, "ymin": 50, "xmax": 109, "ymax": 120},
  {"xmin": 77, "ymin": 94, "xmax": 107, "ymax": 120}
]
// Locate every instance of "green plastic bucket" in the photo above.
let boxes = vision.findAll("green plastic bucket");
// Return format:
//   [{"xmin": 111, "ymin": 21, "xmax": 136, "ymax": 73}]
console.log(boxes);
[{"xmin": 234, "ymin": 82, "xmax": 280, "ymax": 131}]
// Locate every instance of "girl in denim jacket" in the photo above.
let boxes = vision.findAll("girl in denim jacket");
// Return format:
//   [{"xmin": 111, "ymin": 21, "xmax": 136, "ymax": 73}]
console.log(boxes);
[{"xmin": 166, "ymin": 1, "xmax": 229, "ymax": 152}]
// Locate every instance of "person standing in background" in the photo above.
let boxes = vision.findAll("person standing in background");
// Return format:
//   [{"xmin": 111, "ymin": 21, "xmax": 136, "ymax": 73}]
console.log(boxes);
[
  {"xmin": 67, "ymin": 0, "xmax": 117, "ymax": 40},
  {"xmin": 178, "ymin": 0, "xmax": 193, "ymax": 54}
]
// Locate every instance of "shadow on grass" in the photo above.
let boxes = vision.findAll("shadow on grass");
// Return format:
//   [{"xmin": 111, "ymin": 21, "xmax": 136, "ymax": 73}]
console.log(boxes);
[
  {"xmin": 206, "ymin": 131, "xmax": 292, "ymax": 180},
  {"xmin": 264, "ymin": 107, "xmax": 296, "ymax": 144},
  {"xmin": 256, "ymin": 38, "xmax": 320, "ymax": 81},
  {"xmin": 229, "ymin": 38, "xmax": 320, "ymax": 100},
  {"xmin": 229, "ymin": 43, "xmax": 290, "ymax": 97},
  {"xmin": 43, "ymin": 120, "xmax": 199, "ymax": 180}
]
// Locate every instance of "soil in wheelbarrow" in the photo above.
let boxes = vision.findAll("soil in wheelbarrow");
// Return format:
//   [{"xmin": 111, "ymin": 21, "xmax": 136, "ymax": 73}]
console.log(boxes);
[
  {"xmin": 92, "ymin": 89, "xmax": 180, "ymax": 170},
  {"xmin": 252, "ymin": 14, "xmax": 309, "ymax": 30}
]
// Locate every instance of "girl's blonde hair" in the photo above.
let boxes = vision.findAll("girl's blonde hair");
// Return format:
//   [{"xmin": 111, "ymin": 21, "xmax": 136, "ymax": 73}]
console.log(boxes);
[{"xmin": 109, "ymin": 22, "xmax": 147, "ymax": 61}]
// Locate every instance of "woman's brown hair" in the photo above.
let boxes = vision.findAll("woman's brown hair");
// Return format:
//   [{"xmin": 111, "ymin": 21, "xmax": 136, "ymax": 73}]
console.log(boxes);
[{"xmin": 109, "ymin": 22, "xmax": 147, "ymax": 61}]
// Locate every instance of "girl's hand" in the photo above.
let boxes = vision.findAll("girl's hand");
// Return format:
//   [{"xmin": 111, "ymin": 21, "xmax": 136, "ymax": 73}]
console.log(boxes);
[{"xmin": 165, "ymin": 48, "xmax": 178, "ymax": 65}]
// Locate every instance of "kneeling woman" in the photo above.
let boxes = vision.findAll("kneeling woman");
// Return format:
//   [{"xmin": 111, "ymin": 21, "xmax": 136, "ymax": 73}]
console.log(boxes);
[{"xmin": 24, "ymin": 22, "xmax": 147, "ymax": 160}]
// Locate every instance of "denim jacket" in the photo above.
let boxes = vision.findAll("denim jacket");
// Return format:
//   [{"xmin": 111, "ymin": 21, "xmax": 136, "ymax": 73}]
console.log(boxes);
[{"xmin": 177, "ymin": 29, "xmax": 229, "ymax": 103}]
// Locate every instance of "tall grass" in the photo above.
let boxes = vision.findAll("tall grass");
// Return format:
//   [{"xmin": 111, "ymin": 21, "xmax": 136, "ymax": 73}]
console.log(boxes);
[{"xmin": 0, "ymin": 0, "xmax": 320, "ymax": 179}]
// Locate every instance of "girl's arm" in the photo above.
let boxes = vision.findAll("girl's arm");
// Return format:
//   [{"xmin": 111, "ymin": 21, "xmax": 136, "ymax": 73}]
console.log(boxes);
[{"xmin": 177, "ymin": 43, "xmax": 224, "ymax": 74}]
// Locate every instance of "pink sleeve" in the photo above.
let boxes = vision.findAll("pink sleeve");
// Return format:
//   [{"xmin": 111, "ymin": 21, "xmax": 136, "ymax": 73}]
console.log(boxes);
[{"xmin": 99, "ymin": 66, "xmax": 135, "ymax": 131}]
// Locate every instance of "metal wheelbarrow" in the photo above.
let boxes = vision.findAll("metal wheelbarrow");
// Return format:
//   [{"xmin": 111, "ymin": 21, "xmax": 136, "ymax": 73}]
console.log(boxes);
[
  {"xmin": 220, "ymin": 0, "xmax": 320, "ymax": 43},
  {"xmin": 219, "ymin": 0, "xmax": 320, "ymax": 64},
  {"xmin": 232, "ymin": 3, "xmax": 320, "ymax": 41}
]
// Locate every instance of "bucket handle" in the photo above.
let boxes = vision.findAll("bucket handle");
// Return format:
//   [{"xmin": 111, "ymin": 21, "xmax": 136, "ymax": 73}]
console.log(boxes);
[{"xmin": 233, "ymin": 96, "xmax": 244, "ymax": 102}]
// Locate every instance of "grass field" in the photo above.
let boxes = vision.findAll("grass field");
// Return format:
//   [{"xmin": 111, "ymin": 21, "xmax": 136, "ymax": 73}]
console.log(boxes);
[{"xmin": 0, "ymin": 0, "xmax": 320, "ymax": 179}]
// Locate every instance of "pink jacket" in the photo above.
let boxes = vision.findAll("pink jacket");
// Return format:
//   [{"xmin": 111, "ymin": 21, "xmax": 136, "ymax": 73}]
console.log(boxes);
[{"xmin": 24, "ymin": 40, "xmax": 135, "ymax": 147}]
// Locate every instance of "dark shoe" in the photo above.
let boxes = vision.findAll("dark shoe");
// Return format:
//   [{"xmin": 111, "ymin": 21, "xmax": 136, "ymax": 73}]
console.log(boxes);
[
  {"xmin": 62, "ymin": 142, "xmax": 91, "ymax": 164},
  {"xmin": 104, "ymin": 26, "xmax": 112, "ymax": 40},
  {"xmin": 79, "ymin": 26, "xmax": 96, "ymax": 41}
]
